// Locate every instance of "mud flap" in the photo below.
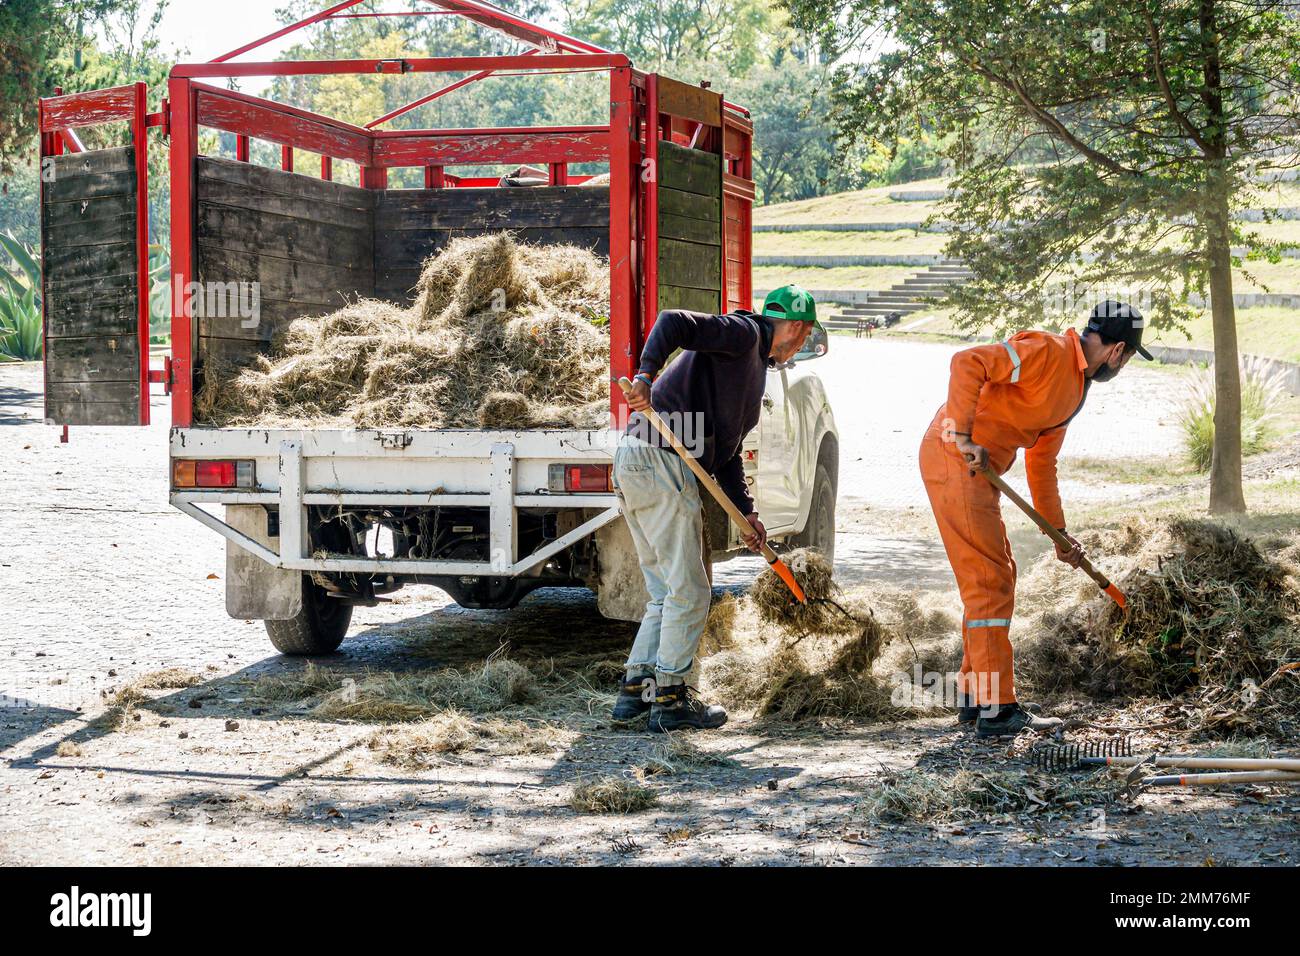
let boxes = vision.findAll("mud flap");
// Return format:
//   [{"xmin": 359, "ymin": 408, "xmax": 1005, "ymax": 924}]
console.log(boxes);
[
  {"xmin": 224, "ymin": 505, "xmax": 302, "ymax": 620},
  {"xmin": 593, "ymin": 516, "xmax": 650, "ymax": 622}
]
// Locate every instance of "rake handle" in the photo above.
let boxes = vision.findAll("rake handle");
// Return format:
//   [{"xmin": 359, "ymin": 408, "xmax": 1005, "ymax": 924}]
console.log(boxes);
[
  {"xmin": 1141, "ymin": 770, "xmax": 1300, "ymax": 787},
  {"xmin": 1085, "ymin": 756, "xmax": 1300, "ymax": 773},
  {"xmin": 980, "ymin": 467, "xmax": 1126, "ymax": 609},
  {"xmin": 616, "ymin": 377, "xmax": 806, "ymax": 603}
]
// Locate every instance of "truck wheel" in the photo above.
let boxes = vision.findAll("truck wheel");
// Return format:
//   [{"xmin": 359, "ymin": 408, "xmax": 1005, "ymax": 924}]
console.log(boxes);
[
  {"xmin": 264, "ymin": 575, "xmax": 352, "ymax": 655},
  {"xmin": 790, "ymin": 463, "xmax": 836, "ymax": 563}
]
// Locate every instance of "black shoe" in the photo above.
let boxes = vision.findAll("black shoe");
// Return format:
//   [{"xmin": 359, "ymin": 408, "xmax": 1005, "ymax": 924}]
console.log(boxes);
[
  {"xmin": 975, "ymin": 702, "xmax": 1062, "ymax": 739},
  {"xmin": 612, "ymin": 675, "xmax": 654, "ymax": 720},
  {"xmin": 957, "ymin": 697, "xmax": 1040, "ymax": 727},
  {"xmin": 648, "ymin": 684, "xmax": 727, "ymax": 732}
]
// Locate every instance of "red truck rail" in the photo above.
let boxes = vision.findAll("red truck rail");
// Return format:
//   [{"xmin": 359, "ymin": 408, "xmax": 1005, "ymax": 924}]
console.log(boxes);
[{"xmin": 36, "ymin": 0, "xmax": 755, "ymax": 431}]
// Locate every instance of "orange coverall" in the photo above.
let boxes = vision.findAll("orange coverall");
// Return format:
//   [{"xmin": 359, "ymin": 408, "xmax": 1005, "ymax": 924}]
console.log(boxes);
[{"xmin": 919, "ymin": 329, "xmax": 1089, "ymax": 705}]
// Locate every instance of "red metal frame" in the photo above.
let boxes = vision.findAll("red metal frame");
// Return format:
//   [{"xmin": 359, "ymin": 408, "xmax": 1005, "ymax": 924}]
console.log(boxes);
[
  {"xmin": 35, "ymin": 2, "xmax": 753, "ymax": 429},
  {"xmin": 38, "ymin": 81, "xmax": 153, "ymax": 427}
]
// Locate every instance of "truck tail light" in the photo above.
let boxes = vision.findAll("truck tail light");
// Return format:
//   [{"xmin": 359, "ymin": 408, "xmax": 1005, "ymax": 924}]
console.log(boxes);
[
  {"xmin": 173, "ymin": 459, "xmax": 255, "ymax": 489},
  {"xmin": 548, "ymin": 463, "xmax": 613, "ymax": 493}
]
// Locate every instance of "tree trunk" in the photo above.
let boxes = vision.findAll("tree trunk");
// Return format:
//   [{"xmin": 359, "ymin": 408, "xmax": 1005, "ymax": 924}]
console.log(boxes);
[
  {"xmin": 1199, "ymin": 0, "xmax": 1246, "ymax": 515},
  {"xmin": 1204, "ymin": 172, "xmax": 1246, "ymax": 514}
]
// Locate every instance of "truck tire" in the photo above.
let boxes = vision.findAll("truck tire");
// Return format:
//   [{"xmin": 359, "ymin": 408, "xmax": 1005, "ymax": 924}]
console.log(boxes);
[
  {"xmin": 264, "ymin": 575, "xmax": 352, "ymax": 655},
  {"xmin": 789, "ymin": 463, "xmax": 836, "ymax": 562}
]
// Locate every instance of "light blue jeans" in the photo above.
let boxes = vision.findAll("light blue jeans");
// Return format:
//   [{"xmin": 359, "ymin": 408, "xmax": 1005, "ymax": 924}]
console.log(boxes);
[{"xmin": 613, "ymin": 434, "xmax": 711, "ymax": 688}]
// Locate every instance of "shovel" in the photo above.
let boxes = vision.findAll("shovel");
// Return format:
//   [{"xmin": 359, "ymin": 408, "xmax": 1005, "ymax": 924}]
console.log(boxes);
[
  {"xmin": 981, "ymin": 467, "xmax": 1127, "ymax": 610},
  {"xmin": 616, "ymin": 377, "xmax": 806, "ymax": 604}
]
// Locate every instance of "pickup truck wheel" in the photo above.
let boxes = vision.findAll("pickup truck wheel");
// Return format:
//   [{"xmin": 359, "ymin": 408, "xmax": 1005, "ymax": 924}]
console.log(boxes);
[
  {"xmin": 789, "ymin": 463, "xmax": 836, "ymax": 563},
  {"xmin": 264, "ymin": 575, "xmax": 352, "ymax": 655}
]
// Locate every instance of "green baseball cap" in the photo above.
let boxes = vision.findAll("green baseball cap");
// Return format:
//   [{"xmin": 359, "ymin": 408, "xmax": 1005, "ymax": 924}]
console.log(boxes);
[{"xmin": 762, "ymin": 285, "xmax": 817, "ymax": 325}]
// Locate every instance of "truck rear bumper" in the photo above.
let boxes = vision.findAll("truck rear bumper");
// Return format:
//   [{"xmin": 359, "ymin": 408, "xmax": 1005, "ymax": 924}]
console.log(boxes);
[{"xmin": 170, "ymin": 427, "xmax": 622, "ymax": 577}]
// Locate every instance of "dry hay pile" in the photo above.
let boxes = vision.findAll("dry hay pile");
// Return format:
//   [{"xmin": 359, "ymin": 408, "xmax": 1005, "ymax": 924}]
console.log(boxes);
[
  {"xmin": 1014, "ymin": 517, "xmax": 1300, "ymax": 736},
  {"xmin": 751, "ymin": 548, "xmax": 871, "ymax": 637},
  {"xmin": 860, "ymin": 767, "xmax": 1121, "ymax": 824},
  {"xmin": 702, "ymin": 549, "xmax": 932, "ymax": 724},
  {"xmin": 197, "ymin": 233, "xmax": 611, "ymax": 430},
  {"xmin": 569, "ymin": 774, "xmax": 658, "ymax": 814},
  {"xmin": 251, "ymin": 658, "xmax": 538, "ymax": 723},
  {"xmin": 368, "ymin": 708, "xmax": 561, "ymax": 766}
]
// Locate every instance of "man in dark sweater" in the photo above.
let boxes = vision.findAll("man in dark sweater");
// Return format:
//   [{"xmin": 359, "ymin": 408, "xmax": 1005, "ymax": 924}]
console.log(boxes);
[{"xmin": 613, "ymin": 286, "xmax": 818, "ymax": 731}]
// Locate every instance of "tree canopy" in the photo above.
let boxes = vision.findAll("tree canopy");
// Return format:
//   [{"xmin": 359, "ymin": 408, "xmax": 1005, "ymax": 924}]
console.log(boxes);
[{"xmin": 784, "ymin": 0, "xmax": 1300, "ymax": 512}]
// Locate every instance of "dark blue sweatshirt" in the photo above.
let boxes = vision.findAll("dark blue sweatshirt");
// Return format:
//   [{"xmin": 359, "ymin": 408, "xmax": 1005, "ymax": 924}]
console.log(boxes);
[{"xmin": 626, "ymin": 309, "xmax": 775, "ymax": 515}]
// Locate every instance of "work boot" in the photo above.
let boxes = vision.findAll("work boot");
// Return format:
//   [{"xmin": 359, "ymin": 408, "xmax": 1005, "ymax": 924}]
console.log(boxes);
[
  {"xmin": 648, "ymin": 683, "xmax": 727, "ymax": 732},
  {"xmin": 975, "ymin": 702, "xmax": 1063, "ymax": 739},
  {"xmin": 957, "ymin": 696, "xmax": 1040, "ymax": 727},
  {"xmin": 612, "ymin": 675, "xmax": 655, "ymax": 721}
]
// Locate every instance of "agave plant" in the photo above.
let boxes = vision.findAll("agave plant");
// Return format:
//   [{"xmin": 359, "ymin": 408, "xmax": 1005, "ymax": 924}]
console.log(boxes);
[{"xmin": 0, "ymin": 232, "xmax": 42, "ymax": 361}]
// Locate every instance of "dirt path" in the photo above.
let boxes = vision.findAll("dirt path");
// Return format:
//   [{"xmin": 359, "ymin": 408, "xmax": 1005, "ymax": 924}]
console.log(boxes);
[{"xmin": 3, "ymin": 356, "xmax": 1297, "ymax": 866}]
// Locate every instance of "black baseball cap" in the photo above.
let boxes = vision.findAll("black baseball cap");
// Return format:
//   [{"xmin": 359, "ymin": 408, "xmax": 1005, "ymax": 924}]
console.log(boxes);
[{"xmin": 1087, "ymin": 300, "xmax": 1152, "ymax": 360}]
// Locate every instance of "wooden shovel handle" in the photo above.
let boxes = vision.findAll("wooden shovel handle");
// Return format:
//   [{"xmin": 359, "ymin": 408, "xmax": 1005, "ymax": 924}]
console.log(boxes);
[
  {"xmin": 616, "ymin": 377, "xmax": 806, "ymax": 603},
  {"xmin": 981, "ymin": 467, "xmax": 1127, "ymax": 609}
]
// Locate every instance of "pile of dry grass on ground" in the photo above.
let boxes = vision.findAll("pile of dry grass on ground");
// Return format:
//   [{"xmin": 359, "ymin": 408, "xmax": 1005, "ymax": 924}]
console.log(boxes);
[
  {"xmin": 196, "ymin": 233, "xmax": 611, "ymax": 430},
  {"xmin": 702, "ymin": 556, "xmax": 939, "ymax": 724},
  {"xmin": 1014, "ymin": 517, "xmax": 1300, "ymax": 736},
  {"xmin": 860, "ymin": 767, "xmax": 1122, "ymax": 824},
  {"xmin": 98, "ymin": 668, "xmax": 207, "ymax": 731},
  {"xmin": 751, "ymin": 549, "xmax": 868, "ymax": 636},
  {"xmin": 250, "ymin": 658, "xmax": 537, "ymax": 723},
  {"xmin": 368, "ymin": 708, "xmax": 562, "ymax": 766},
  {"xmin": 698, "ymin": 593, "xmax": 740, "ymax": 656},
  {"xmin": 569, "ymin": 774, "xmax": 658, "ymax": 814}
]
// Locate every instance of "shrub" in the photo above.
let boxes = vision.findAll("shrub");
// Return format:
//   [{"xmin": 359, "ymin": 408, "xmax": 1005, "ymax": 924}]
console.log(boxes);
[
  {"xmin": 1178, "ymin": 356, "xmax": 1286, "ymax": 471},
  {"xmin": 0, "ymin": 232, "xmax": 41, "ymax": 361}
]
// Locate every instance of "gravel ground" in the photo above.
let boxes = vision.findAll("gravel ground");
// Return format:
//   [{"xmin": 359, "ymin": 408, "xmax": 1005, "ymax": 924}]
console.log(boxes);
[{"xmin": 3, "ymin": 349, "xmax": 1297, "ymax": 867}]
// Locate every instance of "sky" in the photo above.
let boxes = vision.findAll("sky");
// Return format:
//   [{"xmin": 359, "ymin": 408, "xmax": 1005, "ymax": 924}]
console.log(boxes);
[
  {"xmin": 147, "ymin": 0, "xmax": 306, "ymax": 92},
  {"xmin": 155, "ymin": 0, "xmax": 292, "ymax": 62}
]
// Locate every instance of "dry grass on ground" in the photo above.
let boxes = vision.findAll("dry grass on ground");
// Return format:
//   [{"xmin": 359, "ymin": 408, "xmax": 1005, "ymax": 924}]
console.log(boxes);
[{"xmin": 569, "ymin": 775, "xmax": 659, "ymax": 814}]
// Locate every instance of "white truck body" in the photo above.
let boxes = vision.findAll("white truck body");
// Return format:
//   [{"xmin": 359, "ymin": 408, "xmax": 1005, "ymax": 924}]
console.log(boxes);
[{"xmin": 171, "ymin": 357, "xmax": 838, "ymax": 625}]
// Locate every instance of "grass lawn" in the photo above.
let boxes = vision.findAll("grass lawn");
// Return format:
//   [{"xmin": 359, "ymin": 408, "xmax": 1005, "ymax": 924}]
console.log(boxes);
[
  {"xmin": 755, "ymin": 229, "xmax": 948, "ymax": 257},
  {"xmin": 753, "ymin": 177, "xmax": 949, "ymax": 226},
  {"xmin": 1149, "ymin": 304, "xmax": 1300, "ymax": 362},
  {"xmin": 1067, "ymin": 476, "xmax": 1300, "ymax": 541},
  {"xmin": 1233, "ymin": 258, "xmax": 1300, "ymax": 292},
  {"xmin": 1242, "ymin": 220, "xmax": 1300, "ymax": 247},
  {"xmin": 753, "ymin": 264, "xmax": 927, "ymax": 291}
]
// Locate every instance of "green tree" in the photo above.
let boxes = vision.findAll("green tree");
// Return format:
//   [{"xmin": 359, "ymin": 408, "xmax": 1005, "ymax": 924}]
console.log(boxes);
[
  {"xmin": 559, "ymin": 0, "xmax": 781, "ymax": 74},
  {"xmin": 729, "ymin": 60, "xmax": 867, "ymax": 203},
  {"xmin": 0, "ymin": 0, "xmax": 130, "ymax": 174},
  {"xmin": 0, "ymin": 1, "xmax": 173, "ymax": 241},
  {"xmin": 785, "ymin": 0, "xmax": 1300, "ymax": 514}
]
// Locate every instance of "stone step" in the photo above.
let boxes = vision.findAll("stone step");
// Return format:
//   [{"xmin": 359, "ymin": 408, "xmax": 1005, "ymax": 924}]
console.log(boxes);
[
  {"xmin": 836, "ymin": 304, "xmax": 931, "ymax": 317},
  {"xmin": 870, "ymin": 291, "xmax": 947, "ymax": 301}
]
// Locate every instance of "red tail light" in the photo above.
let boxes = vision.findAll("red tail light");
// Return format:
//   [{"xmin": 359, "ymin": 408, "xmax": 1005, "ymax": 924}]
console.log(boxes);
[
  {"xmin": 548, "ymin": 463, "xmax": 613, "ymax": 493},
  {"xmin": 173, "ymin": 459, "xmax": 255, "ymax": 489}
]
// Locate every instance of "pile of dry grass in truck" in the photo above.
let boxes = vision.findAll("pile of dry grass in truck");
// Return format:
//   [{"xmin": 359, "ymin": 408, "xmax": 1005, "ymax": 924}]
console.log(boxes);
[{"xmin": 196, "ymin": 233, "xmax": 612, "ymax": 430}]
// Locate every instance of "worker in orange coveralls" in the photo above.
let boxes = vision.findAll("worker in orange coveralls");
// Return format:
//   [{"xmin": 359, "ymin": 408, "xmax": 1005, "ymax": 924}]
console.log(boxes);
[{"xmin": 919, "ymin": 301, "xmax": 1152, "ymax": 738}]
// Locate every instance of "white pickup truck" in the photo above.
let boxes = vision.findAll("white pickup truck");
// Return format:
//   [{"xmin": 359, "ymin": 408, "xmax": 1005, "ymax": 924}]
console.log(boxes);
[
  {"xmin": 38, "ymin": 68, "xmax": 838, "ymax": 655},
  {"xmin": 170, "ymin": 335, "xmax": 838, "ymax": 654}
]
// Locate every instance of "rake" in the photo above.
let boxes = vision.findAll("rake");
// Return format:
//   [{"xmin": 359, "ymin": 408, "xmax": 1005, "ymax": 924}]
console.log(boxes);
[{"xmin": 982, "ymin": 467, "xmax": 1127, "ymax": 610}]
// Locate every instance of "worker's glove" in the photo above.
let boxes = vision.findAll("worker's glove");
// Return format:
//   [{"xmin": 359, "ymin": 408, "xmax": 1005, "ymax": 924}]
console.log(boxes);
[
  {"xmin": 743, "ymin": 513, "xmax": 767, "ymax": 554},
  {"xmin": 953, "ymin": 436, "xmax": 989, "ymax": 476},
  {"xmin": 1054, "ymin": 531, "xmax": 1085, "ymax": 569}
]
